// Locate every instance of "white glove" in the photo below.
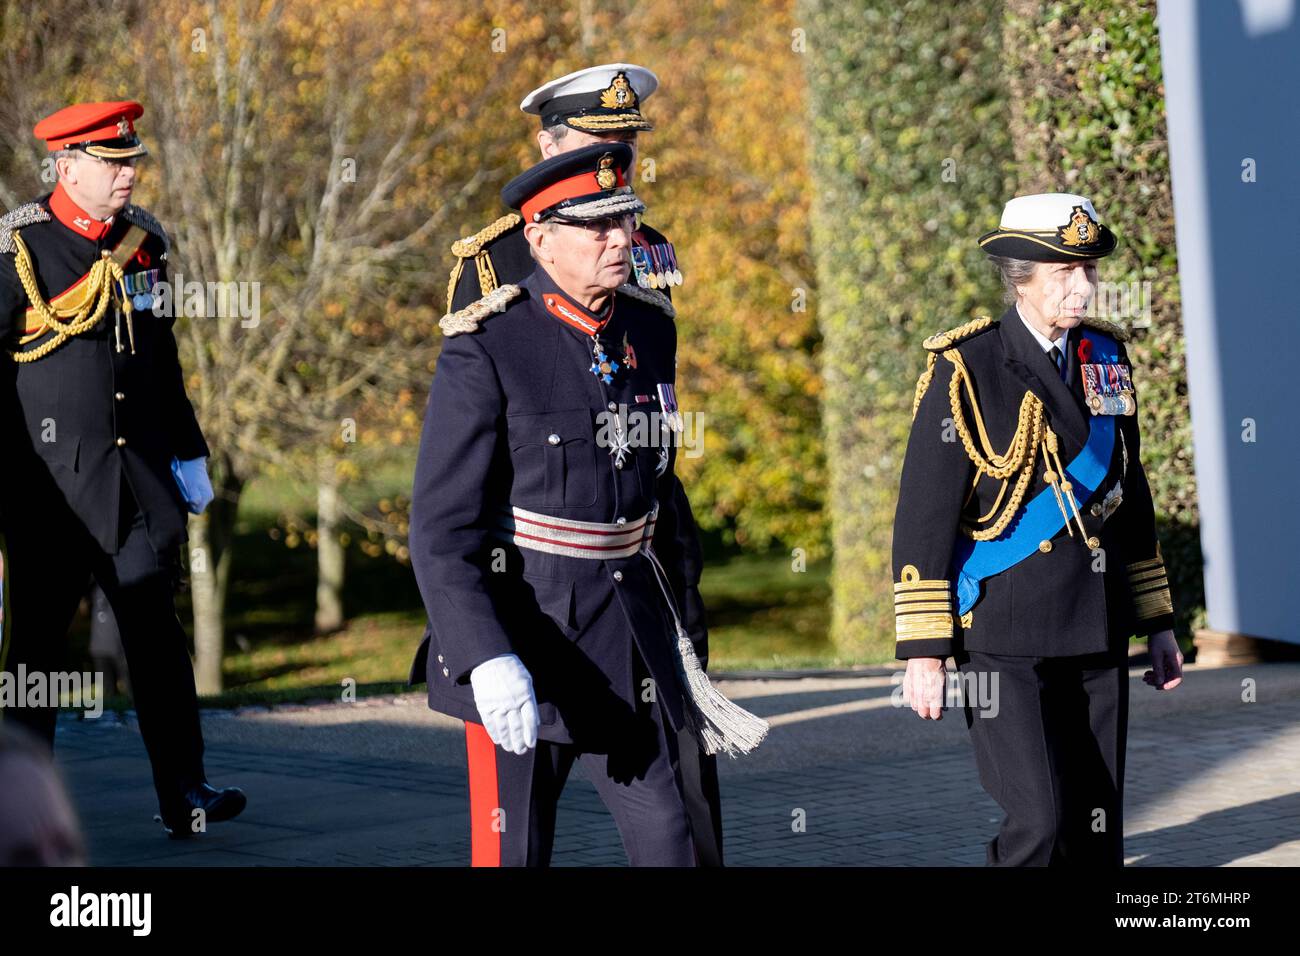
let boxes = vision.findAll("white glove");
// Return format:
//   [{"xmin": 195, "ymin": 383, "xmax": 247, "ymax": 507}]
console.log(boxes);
[
  {"xmin": 469, "ymin": 654, "xmax": 539, "ymax": 755},
  {"xmin": 172, "ymin": 456, "xmax": 215, "ymax": 515}
]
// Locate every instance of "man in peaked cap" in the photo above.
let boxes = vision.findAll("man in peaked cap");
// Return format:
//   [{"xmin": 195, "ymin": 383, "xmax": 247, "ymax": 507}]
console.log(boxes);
[
  {"xmin": 409, "ymin": 143, "xmax": 765, "ymax": 867},
  {"xmin": 892, "ymin": 192, "xmax": 1183, "ymax": 866},
  {"xmin": 441, "ymin": 63, "xmax": 727, "ymax": 865},
  {"xmin": 0, "ymin": 101, "xmax": 246, "ymax": 839},
  {"xmin": 447, "ymin": 63, "xmax": 681, "ymax": 314}
]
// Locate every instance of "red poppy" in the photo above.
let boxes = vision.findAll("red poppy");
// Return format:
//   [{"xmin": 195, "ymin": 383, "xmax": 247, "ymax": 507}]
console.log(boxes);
[
  {"xmin": 1077, "ymin": 338, "xmax": 1092, "ymax": 363},
  {"xmin": 135, "ymin": 249, "xmax": 151, "ymax": 267}
]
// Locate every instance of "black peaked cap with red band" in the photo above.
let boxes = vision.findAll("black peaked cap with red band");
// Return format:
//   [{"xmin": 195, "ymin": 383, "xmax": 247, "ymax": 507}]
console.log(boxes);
[{"xmin": 501, "ymin": 142, "xmax": 645, "ymax": 225}]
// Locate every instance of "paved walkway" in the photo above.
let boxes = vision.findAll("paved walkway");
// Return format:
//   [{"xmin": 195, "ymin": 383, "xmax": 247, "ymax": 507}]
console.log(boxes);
[{"xmin": 51, "ymin": 661, "xmax": 1300, "ymax": 866}]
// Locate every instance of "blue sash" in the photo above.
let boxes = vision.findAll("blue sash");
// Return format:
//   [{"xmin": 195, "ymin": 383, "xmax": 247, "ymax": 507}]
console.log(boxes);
[{"xmin": 951, "ymin": 330, "xmax": 1119, "ymax": 615}]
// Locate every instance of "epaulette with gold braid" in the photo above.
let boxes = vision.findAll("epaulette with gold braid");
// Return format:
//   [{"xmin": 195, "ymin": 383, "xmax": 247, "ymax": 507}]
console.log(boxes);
[
  {"xmin": 438, "ymin": 283, "xmax": 522, "ymax": 337},
  {"xmin": 0, "ymin": 203, "xmax": 51, "ymax": 255},
  {"xmin": 450, "ymin": 214, "xmax": 522, "ymax": 258},
  {"xmin": 923, "ymin": 316, "xmax": 995, "ymax": 352},
  {"xmin": 1081, "ymin": 316, "xmax": 1129, "ymax": 342},
  {"xmin": 616, "ymin": 282, "xmax": 676, "ymax": 319}
]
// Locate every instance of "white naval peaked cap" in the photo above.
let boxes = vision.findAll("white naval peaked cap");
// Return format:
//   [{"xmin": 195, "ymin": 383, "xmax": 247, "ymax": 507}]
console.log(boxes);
[
  {"xmin": 980, "ymin": 191, "xmax": 1117, "ymax": 261},
  {"xmin": 520, "ymin": 63, "xmax": 659, "ymax": 132},
  {"xmin": 999, "ymin": 193, "xmax": 1101, "ymax": 230}
]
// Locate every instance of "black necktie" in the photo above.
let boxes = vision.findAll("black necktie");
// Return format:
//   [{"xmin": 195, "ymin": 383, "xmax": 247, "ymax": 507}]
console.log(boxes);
[{"xmin": 1050, "ymin": 345, "xmax": 1066, "ymax": 380}]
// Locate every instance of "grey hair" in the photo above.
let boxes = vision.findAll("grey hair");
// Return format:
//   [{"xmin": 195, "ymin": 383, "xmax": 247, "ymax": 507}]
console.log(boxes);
[
  {"xmin": 50, "ymin": 148, "xmax": 79, "ymax": 179},
  {"xmin": 543, "ymin": 123, "xmax": 570, "ymax": 143},
  {"xmin": 988, "ymin": 255, "xmax": 1040, "ymax": 304},
  {"xmin": 526, "ymin": 219, "xmax": 558, "ymax": 263}
]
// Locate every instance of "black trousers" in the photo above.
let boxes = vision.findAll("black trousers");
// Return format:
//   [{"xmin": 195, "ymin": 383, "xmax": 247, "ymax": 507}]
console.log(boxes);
[
  {"xmin": 676, "ymin": 727, "xmax": 724, "ymax": 866},
  {"xmin": 956, "ymin": 649, "xmax": 1129, "ymax": 867},
  {"xmin": 0, "ymin": 482, "xmax": 206, "ymax": 807},
  {"xmin": 464, "ymin": 690, "xmax": 696, "ymax": 867}
]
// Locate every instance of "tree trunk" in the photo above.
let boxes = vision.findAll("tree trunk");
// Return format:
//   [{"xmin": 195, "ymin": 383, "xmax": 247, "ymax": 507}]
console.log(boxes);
[
  {"xmin": 189, "ymin": 458, "xmax": 243, "ymax": 695},
  {"xmin": 314, "ymin": 457, "xmax": 345, "ymax": 634}
]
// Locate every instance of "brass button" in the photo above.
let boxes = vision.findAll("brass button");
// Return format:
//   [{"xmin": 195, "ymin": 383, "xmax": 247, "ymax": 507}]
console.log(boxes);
[
  {"xmin": 616, "ymin": 516, "xmax": 627, "ymax": 526},
  {"xmin": 1038, "ymin": 540, "xmax": 1052, "ymax": 554},
  {"xmin": 1086, "ymin": 536, "xmax": 1100, "ymax": 549},
  {"xmin": 613, "ymin": 570, "xmax": 624, "ymax": 582},
  {"xmin": 436, "ymin": 654, "xmax": 444, "ymax": 664},
  {"xmin": 115, "ymin": 437, "xmax": 126, "ymax": 447},
  {"xmin": 607, "ymin": 401, "xmax": 618, "ymax": 412},
  {"xmin": 441, "ymin": 667, "xmax": 450, "ymax": 678},
  {"xmin": 1090, "ymin": 503, "xmax": 1103, "ymax": 517},
  {"xmin": 114, "ymin": 391, "xmax": 125, "ymax": 401},
  {"xmin": 547, "ymin": 433, "xmax": 561, "ymax": 446}
]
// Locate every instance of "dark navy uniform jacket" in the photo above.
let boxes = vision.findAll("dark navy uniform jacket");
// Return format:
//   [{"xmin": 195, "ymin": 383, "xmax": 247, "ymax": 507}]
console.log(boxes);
[
  {"xmin": 409, "ymin": 267, "xmax": 700, "ymax": 747},
  {"xmin": 892, "ymin": 305, "xmax": 1175, "ymax": 660},
  {"xmin": 446, "ymin": 215, "xmax": 707, "ymax": 656},
  {"xmin": 0, "ymin": 194, "xmax": 208, "ymax": 554}
]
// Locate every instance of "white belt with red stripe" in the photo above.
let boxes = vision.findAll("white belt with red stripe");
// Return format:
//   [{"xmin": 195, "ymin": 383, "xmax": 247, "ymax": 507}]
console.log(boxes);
[{"xmin": 492, "ymin": 503, "xmax": 658, "ymax": 559}]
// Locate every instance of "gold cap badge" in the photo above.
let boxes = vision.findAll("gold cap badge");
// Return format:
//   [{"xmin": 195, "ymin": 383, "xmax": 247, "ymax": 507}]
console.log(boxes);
[
  {"xmin": 595, "ymin": 153, "xmax": 618, "ymax": 190},
  {"xmin": 1058, "ymin": 204, "xmax": 1101, "ymax": 247},
  {"xmin": 599, "ymin": 72, "xmax": 639, "ymax": 111}
]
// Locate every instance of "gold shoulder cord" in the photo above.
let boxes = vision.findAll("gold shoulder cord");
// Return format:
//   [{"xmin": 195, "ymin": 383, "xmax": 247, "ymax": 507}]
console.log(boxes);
[
  {"xmin": 10, "ymin": 227, "xmax": 145, "ymax": 363},
  {"xmin": 446, "ymin": 214, "xmax": 522, "ymax": 313},
  {"xmin": 444, "ymin": 259, "xmax": 465, "ymax": 313},
  {"xmin": 911, "ymin": 352, "xmax": 939, "ymax": 418},
  {"xmin": 912, "ymin": 316, "xmax": 994, "ymax": 417},
  {"xmin": 913, "ymin": 330, "xmax": 1092, "ymax": 545}
]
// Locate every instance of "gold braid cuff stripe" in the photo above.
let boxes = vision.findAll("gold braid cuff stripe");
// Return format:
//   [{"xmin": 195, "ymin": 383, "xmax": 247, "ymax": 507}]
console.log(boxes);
[
  {"xmin": 1133, "ymin": 588, "xmax": 1173, "ymax": 620},
  {"xmin": 897, "ymin": 613, "xmax": 954, "ymax": 642},
  {"xmin": 895, "ymin": 591, "xmax": 950, "ymax": 603},
  {"xmin": 895, "ymin": 565, "xmax": 953, "ymax": 642},
  {"xmin": 1127, "ymin": 553, "xmax": 1172, "ymax": 619},
  {"xmin": 1127, "ymin": 558, "xmax": 1165, "ymax": 574},
  {"xmin": 1128, "ymin": 568, "xmax": 1169, "ymax": 586}
]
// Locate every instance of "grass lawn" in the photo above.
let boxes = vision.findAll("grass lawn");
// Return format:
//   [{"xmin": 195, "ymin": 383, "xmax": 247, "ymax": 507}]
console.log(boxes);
[
  {"xmin": 157, "ymin": 469, "xmax": 885, "ymax": 707},
  {"xmin": 212, "ymin": 552, "xmax": 858, "ymax": 698}
]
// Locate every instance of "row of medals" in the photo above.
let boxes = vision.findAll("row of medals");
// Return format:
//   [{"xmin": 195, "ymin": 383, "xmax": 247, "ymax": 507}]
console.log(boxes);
[{"xmin": 632, "ymin": 243, "xmax": 683, "ymax": 290}]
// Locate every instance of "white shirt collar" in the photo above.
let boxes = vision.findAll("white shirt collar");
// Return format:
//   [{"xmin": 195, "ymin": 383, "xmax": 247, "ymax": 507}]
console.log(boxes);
[{"xmin": 1015, "ymin": 302, "xmax": 1067, "ymax": 355}]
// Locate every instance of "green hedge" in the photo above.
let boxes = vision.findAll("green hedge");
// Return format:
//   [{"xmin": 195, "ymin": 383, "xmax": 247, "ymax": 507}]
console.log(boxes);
[
  {"xmin": 802, "ymin": 0, "xmax": 1014, "ymax": 656},
  {"xmin": 1003, "ymin": 0, "xmax": 1203, "ymax": 638},
  {"xmin": 803, "ymin": 0, "xmax": 1202, "ymax": 657}
]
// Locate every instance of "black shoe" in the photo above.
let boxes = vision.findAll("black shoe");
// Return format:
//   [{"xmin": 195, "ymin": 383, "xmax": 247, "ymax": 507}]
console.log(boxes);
[{"xmin": 155, "ymin": 783, "xmax": 248, "ymax": 839}]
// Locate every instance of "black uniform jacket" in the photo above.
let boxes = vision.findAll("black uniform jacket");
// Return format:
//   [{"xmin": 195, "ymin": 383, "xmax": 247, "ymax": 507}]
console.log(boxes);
[
  {"xmin": 446, "ymin": 213, "xmax": 706, "ymax": 653},
  {"xmin": 891, "ymin": 305, "xmax": 1175, "ymax": 660},
  {"xmin": 409, "ymin": 267, "xmax": 702, "ymax": 747},
  {"xmin": 0, "ymin": 191, "xmax": 208, "ymax": 553}
]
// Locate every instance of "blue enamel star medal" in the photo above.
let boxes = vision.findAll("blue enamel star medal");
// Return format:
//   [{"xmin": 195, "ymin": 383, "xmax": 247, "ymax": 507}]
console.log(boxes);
[{"xmin": 590, "ymin": 335, "xmax": 620, "ymax": 384}]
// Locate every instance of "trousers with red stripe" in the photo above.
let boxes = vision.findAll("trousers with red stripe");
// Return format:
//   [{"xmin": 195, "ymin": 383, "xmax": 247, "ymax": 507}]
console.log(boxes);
[{"xmin": 464, "ymin": 685, "xmax": 695, "ymax": 867}]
